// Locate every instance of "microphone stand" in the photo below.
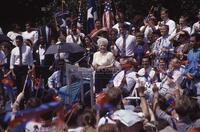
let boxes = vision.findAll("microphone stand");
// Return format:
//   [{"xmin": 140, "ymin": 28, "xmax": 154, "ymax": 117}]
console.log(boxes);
[{"xmin": 73, "ymin": 50, "xmax": 92, "ymax": 66}]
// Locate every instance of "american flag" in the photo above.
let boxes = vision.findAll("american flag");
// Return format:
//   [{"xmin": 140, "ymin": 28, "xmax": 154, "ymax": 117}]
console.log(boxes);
[
  {"xmin": 87, "ymin": 0, "xmax": 98, "ymax": 33},
  {"xmin": 102, "ymin": 0, "xmax": 115, "ymax": 28}
]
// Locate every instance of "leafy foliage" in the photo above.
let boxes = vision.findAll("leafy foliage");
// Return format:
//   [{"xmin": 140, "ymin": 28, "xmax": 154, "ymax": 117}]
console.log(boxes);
[{"xmin": 23, "ymin": 0, "xmax": 200, "ymax": 27}]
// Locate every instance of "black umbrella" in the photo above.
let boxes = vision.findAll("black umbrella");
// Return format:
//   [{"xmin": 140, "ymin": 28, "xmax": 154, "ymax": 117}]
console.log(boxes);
[
  {"xmin": 0, "ymin": 34, "xmax": 12, "ymax": 44},
  {"xmin": 44, "ymin": 43, "xmax": 85, "ymax": 55}
]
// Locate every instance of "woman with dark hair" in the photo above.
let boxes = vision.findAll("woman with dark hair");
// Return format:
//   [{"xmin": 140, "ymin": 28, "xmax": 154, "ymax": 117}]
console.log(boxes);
[{"xmin": 79, "ymin": 35, "xmax": 97, "ymax": 67}]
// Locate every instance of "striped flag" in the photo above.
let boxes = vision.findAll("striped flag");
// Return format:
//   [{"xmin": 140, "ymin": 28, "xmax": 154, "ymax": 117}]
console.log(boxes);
[
  {"xmin": 87, "ymin": 0, "xmax": 98, "ymax": 33},
  {"xmin": 102, "ymin": 0, "xmax": 115, "ymax": 28}
]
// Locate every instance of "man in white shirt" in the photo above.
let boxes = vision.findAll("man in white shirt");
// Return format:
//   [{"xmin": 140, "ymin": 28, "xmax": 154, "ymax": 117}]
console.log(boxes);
[
  {"xmin": 114, "ymin": 23, "xmax": 136, "ymax": 57},
  {"xmin": 137, "ymin": 57, "xmax": 157, "ymax": 84},
  {"xmin": 0, "ymin": 47, "xmax": 6, "ymax": 80},
  {"xmin": 33, "ymin": 36, "xmax": 49, "ymax": 86},
  {"xmin": 191, "ymin": 9, "xmax": 200, "ymax": 34},
  {"xmin": 178, "ymin": 16, "xmax": 191, "ymax": 34},
  {"xmin": 159, "ymin": 8, "xmax": 176, "ymax": 35},
  {"xmin": 0, "ymin": 47, "xmax": 6, "ymax": 66},
  {"xmin": 48, "ymin": 60, "xmax": 67, "ymax": 89},
  {"xmin": 22, "ymin": 23, "xmax": 38, "ymax": 46},
  {"xmin": 55, "ymin": 35, "xmax": 68, "ymax": 61},
  {"xmin": 7, "ymin": 24, "xmax": 21, "ymax": 46},
  {"xmin": 140, "ymin": 16, "xmax": 158, "ymax": 39},
  {"xmin": 152, "ymin": 25, "xmax": 174, "ymax": 63},
  {"xmin": 112, "ymin": 12, "xmax": 131, "ymax": 35},
  {"xmin": 112, "ymin": 56, "xmax": 137, "ymax": 97},
  {"xmin": 170, "ymin": 16, "xmax": 191, "ymax": 41},
  {"xmin": 10, "ymin": 35, "xmax": 33, "ymax": 94},
  {"xmin": 66, "ymin": 23, "xmax": 85, "ymax": 45}
]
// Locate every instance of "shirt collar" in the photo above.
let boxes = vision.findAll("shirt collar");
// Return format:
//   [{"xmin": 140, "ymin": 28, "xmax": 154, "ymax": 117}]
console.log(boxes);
[{"xmin": 39, "ymin": 45, "xmax": 46, "ymax": 49}]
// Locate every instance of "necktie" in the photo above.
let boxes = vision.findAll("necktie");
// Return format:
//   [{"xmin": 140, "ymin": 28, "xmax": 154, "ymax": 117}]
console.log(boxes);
[
  {"xmin": 144, "ymin": 68, "xmax": 148, "ymax": 80},
  {"xmin": 48, "ymin": 28, "xmax": 51, "ymax": 44},
  {"xmin": 19, "ymin": 46, "xmax": 22, "ymax": 66},
  {"xmin": 123, "ymin": 70, "xmax": 127, "ymax": 85},
  {"xmin": 121, "ymin": 35, "xmax": 126, "ymax": 57}
]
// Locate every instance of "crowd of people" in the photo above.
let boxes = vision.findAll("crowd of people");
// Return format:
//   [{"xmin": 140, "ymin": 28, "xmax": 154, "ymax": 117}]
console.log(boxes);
[{"xmin": 0, "ymin": 6, "xmax": 200, "ymax": 132}]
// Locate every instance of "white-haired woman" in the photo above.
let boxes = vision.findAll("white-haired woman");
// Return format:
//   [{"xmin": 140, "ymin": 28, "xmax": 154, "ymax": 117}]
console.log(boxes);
[{"xmin": 92, "ymin": 37, "xmax": 115, "ymax": 93}]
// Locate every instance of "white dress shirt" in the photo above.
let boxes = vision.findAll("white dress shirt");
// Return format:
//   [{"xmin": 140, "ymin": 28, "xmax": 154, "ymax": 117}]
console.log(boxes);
[
  {"xmin": 113, "ymin": 69, "xmax": 137, "ymax": 92},
  {"xmin": 7, "ymin": 31, "xmax": 21, "ymax": 46},
  {"xmin": 167, "ymin": 69, "xmax": 182, "ymax": 83},
  {"xmin": 161, "ymin": 19, "xmax": 176, "ymax": 35},
  {"xmin": 140, "ymin": 25, "xmax": 159, "ymax": 38},
  {"xmin": 48, "ymin": 70, "xmax": 67, "ymax": 89},
  {"xmin": 181, "ymin": 26, "xmax": 192, "ymax": 34},
  {"xmin": 38, "ymin": 46, "xmax": 45, "ymax": 64},
  {"xmin": 112, "ymin": 21, "xmax": 131, "ymax": 34},
  {"xmin": 66, "ymin": 33, "xmax": 85, "ymax": 45},
  {"xmin": 22, "ymin": 30, "xmax": 38, "ymax": 45},
  {"xmin": 191, "ymin": 21, "xmax": 200, "ymax": 34},
  {"xmin": 134, "ymin": 67, "xmax": 157, "ymax": 95},
  {"xmin": 0, "ymin": 50, "xmax": 6, "ymax": 64},
  {"xmin": 54, "ymin": 41, "xmax": 69, "ymax": 60},
  {"xmin": 137, "ymin": 67, "xmax": 157, "ymax": 82},
  {"xmin": 10, "ymin": 44, "xmax": 33, "ymax": 69},
  {"xmin": 152, "ymin": 34, "xmax": 174, "ymax": 56},
  {"xmin": 115, "ymin": 34, "xmax": 136, "ymax": 56}
]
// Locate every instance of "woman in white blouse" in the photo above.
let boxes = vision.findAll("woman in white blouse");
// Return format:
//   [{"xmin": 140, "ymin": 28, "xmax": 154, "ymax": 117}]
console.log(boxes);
[{"xmin": 92, "ymin": 37, "xmax": 115, "ymax": 93}]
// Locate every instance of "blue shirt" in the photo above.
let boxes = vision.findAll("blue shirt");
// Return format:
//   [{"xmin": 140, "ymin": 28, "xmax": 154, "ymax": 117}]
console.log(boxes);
[
  {"xmin": 185, "ymin": 48, "xmax": 200, "ymax": 78},
  {"xmin": 133, "ymin": 42, "xmax": 149, "ymax": 65},
  {"xmin": 48, "ymin": 70, "xmax": 67, "ymax": 89}
]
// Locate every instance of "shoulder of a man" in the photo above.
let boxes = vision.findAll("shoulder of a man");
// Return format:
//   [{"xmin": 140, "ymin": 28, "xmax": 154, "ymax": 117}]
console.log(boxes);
[
  {"xmin": 115, "ymin": 36, "xmax": 122, "ymax": 43},
  {"xmin": 167, "ymin": 19, "xmax": 176, "ymax": 25},
  {"xmin": 24, "ymin": 44, "xmax": 31, "ymax": 50},
  {"xmin": 193, "ymin": 21, "xmax": 199, "ymax": 27},
  {"xmin": 11, "ymin": 46, "xmax": 17, "ymax": 52},
  {"xmin": 128, "ymin": 35, "xmax": 136, "ymax": 42},
  {"xmin": 80, "ymin": 32, "xmax": 85, "ymax": 37}
]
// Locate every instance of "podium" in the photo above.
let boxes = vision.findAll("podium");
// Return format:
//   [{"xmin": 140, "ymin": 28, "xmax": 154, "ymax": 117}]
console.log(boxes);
[{"xmin": 59, "ymin": 63, "xmax": 94, "ymax": 107}]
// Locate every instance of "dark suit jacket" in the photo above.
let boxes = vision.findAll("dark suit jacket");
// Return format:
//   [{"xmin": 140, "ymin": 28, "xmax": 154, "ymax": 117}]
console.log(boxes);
[
  {"xmin": 38, "ymin": 25, "xmax": 58, "ymax": 46},
  {"xmin": 33, "ymin": 45, "xmax": 55, "ymax": 79},
  {"xmin": 33, "ymin": 45, "xmax": 54, "ymax": 67}
]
